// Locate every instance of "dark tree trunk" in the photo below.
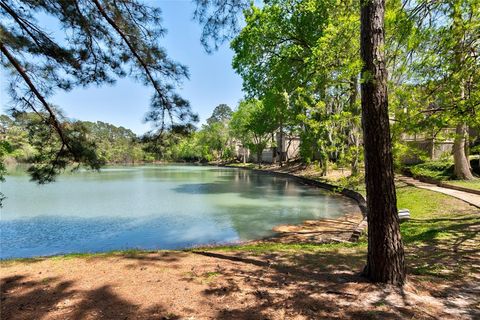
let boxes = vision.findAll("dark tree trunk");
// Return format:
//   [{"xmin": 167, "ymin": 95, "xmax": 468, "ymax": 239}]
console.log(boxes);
[
  {"xmin": 279, "ymin": 122, "xmax": 284, "ymax": 167},
  {"xmin": 271, "ymin": 133, "xmax": 277, "ymax": 164},
  {"xmin": 257, "ymin": 150, "xmax": 262, "ymax": 164},
  {"xmin": 453, "ymin": 122, "xmax": 474, "ymax": 180},
  {"xmin": 349, "ymin": 76, "xmax": 360, "ymax": 176},
  {"xmin": 360, "ymin": 0, "xmax": 406, "ymax": 285}
]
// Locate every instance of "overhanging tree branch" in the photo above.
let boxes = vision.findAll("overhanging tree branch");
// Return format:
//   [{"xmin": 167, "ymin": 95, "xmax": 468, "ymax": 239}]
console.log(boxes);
[
  {"xmin": 90, "ymin": 0, "xmax": 167, "ymax": 105},
  {"xmin": 0, "ymin": 42, "xmax": 75, "ymax": 158}
]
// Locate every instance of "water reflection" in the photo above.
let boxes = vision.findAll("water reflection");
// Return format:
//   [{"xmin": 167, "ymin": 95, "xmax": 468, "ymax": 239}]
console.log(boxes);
[{"xmin": 0, "ymin": 165, "xmax": 359, "ymax": 259}]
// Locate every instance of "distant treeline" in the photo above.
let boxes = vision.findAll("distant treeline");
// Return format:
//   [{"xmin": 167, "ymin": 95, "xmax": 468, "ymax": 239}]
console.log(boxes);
[
  {"xmin": 0, "ymin": 113, "xmax": 155, "ymax": 165},
  {"xmin": 0, "ymin": 106, "xmax": 238, "ymax": 169}
]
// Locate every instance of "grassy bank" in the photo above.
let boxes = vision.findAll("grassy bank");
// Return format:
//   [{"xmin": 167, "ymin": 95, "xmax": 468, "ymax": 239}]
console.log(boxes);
[
  {"xmin": 446, "ymin": 179, "xmax": 480, "ymax": 191},
  {"xmin": 204, "ymin": 185, "xmax": 479, "ymax": 279}
]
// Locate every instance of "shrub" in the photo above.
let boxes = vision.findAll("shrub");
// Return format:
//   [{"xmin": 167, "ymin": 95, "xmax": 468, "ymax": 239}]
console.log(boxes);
[{"xmin": 409, "ymin": 160, "xmax": 454, "ymax": 181}]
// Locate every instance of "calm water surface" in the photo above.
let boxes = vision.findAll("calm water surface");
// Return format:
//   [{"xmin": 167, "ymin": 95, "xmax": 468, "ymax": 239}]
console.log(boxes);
[{"xmin": 0, "ymin": 165, "xmax": 358, "ymax": 259}]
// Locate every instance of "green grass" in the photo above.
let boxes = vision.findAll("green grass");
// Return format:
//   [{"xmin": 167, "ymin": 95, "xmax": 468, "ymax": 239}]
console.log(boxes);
[
  {"xmin": 396, "ymin": 186, "xmax": 479, "ymax": 278},
  {"xmin": 0, "ymin": 248, "xmax": 154, "ymax": 265},
  {"xmin": 202, "ymin": 186, "xmax": 477, "ymax": 252},
  {"xmin": 194, "ymin": 241, "xmax": 367, "ymax": 254},
  {"xmin": 396, "ymin": 186, "xmax": 448, "ymax": 219},
  {"xmin": 445, "ymin": 179, "xmax": 480, "ymax": 191},
  {"xmin": 225, "ymin": 163, "xmax": 256, "ymax": 169},
  {"xmin": 202, "ymin": 186, "xmax": 479, "ymax": 279},
  {"xmin": 397, "ymin": 186, "xmax": 479, "ymax": 241}
]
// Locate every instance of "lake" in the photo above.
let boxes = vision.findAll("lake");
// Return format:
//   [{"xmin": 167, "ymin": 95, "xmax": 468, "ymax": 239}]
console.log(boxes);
[{"xmin": 0, "ymin": 165, "xmax": 359, "ymax": 259}]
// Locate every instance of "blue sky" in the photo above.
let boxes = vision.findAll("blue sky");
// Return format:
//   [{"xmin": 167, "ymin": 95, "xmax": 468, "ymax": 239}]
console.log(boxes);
[{"xmin": 0, "ymin": 0, "xmax": 244, "ymax": 134}]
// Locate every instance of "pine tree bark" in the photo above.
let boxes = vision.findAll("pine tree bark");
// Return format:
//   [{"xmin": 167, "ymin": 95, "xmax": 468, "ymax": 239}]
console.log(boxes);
[
  {"xmin": 453, "ymin": 122, "xmax": 474, "ymax": 180},
  {"xmin": 360, "ymin": 0, "xmax": 406, "ymax": 285}
]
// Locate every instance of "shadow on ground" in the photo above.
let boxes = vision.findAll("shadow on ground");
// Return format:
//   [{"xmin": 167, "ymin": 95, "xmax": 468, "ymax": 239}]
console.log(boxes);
[
  {"xmin": 1, "ymin": 197, "xmax": 479, "ymax": 320},
  {"xmin": 2, "ymin": 237, "xmax": 479, "ymax": 320},
  {"xmin": 1, "ymin": 274, "xmax": 176, "ymax": 320}
]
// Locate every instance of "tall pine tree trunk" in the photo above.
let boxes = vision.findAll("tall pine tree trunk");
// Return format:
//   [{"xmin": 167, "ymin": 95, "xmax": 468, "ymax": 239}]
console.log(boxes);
[
  {"xmin": 360, "ymin": 0, "xmax": 406, "ymax": 285},
  {"xmin": 453, "ymin": 122, "xmax": 474, "ymax": 180}
]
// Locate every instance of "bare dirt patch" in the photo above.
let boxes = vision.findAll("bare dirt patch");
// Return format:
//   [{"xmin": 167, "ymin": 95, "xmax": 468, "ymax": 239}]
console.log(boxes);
[{"xmin": 270, "ymin": 212, "xmax": 363, "ymax": 244}]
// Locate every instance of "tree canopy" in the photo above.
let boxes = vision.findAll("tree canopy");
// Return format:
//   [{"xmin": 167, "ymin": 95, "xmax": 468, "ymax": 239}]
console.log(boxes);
[{"xmin": 0, "ymin": 0, "xmax": 197, "ymax": 182}]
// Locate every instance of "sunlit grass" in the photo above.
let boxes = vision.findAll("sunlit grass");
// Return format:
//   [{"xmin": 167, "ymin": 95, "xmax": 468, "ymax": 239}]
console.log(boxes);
[
  {"xmin": 445, "ymin": 179, "xmax": 480, "ymax": 191},
  {"xmin": 194, "ymin": 241, "xmax": 367, "ymax": 254},
  {"xmin": 0, "ymin": 248, "xmax": 154, "ymax": 265}
]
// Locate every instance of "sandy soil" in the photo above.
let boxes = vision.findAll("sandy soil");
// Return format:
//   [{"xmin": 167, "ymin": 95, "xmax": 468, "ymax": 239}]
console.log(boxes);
[
  {"xmin": 270, "ymin": 212, "xmax": 363, "ymax": 244},
  {"xmin": 250, "ymin": 162, "xmax": 354, "ymax": 183},
  {"xmin": 2, "ymin": 248, "xmax": 479, "ymax": 320}
]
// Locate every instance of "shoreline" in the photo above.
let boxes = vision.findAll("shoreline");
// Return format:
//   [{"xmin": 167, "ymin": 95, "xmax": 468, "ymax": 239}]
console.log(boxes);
[
  {"xmin": 220, "ymin": 163, "xmax": 368, "ymax": 242},
  {"xmin": 2, "ymin": 163, "xmax": 367, "ymax": 262},
  {"xmin": 221, "ymin": 163, "xmax": 367, "ymax": 217}
]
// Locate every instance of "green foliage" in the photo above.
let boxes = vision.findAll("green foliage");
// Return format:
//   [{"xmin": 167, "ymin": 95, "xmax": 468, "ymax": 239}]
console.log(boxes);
[
  {"xmin": 231, "ymin": 0, "xmax": 362, "ymax": 173},
  {"xmin": 199, "ymin": 0, "xmax": 478, "ymax": 179},
  {"xmin": 154, "ymin": 104, "xmax": 235, "ymax": 163},
  {"xmin": 81, "ymin": 121, "xmax": 149, "ymax": 164},
  {"xmin": 392, "ymin": 141, "xmax": 429, "ymax": 169},
  {"xmin": 230, "ymin": 99, "xmax": 276, "ymax": 162},
  {"xmin": 388, "ymin": 0, "xmax": 479, "ymax": 179},
  {"xmin": 206, "ymin": 104, "xmax": 233, "ymax": 125},
  {"xmin": 406, "ymin": 157, "xmax": 479, "ymax": 181},
  {"xmin": 409, "ymin": 160, "xmax": 455, "ymax": 181},
  {"xmin": 2, "ymin": 0, "xmax": 477, "ymax": 182},
  {"xmin": 1, "ymin": 0, "xmax": 198, "ymax": 182},
  {"xmin": 0, "ymin": 114, "xmax": 156, "ymax": 181}
]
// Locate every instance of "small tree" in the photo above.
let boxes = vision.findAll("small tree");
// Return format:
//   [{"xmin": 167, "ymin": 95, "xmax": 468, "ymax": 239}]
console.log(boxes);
[{"xmin": 230, "ymin": 99, "xmax": 276, "ymax": 164}]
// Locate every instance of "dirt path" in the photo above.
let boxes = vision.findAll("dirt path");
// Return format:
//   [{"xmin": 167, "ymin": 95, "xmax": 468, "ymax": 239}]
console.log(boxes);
[
  {"xmin": 2, "ymin": 249, "xmax": 478, "ymax": 320},
  {"xmin": 397, "ymin": 176, "xmax": 480, "ymax": 208}
]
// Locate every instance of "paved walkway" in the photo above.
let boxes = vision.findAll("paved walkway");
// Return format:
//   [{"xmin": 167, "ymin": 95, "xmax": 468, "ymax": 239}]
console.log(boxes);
[{"xmin": 397, "ymin": 176, "xmax": 480, "ymax": 208}]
